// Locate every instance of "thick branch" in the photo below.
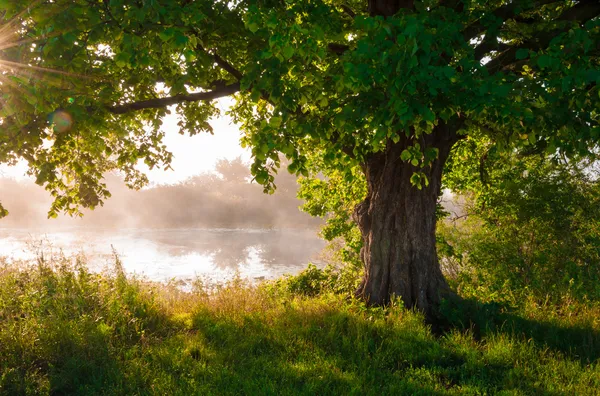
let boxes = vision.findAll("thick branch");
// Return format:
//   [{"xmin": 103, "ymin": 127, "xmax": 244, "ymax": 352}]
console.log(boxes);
[
  {"xmin": 474, "ymin": 39, "xmax": 509, "ymax": 60},
  {"xmin": 188, "ymin": 30, "xmax": 244, "ymax": 82},
  {"xmin": 194, "ymin": 39, "xmax": 244, "ymax": 81},
  {"xmin": 558, "ymin": 0, "xmax": 600, "ymax": 21},
  {"xmin": 463, "ymin": 0, "xmax": 559, "ymax": 41},
  {"xmin": 368, "ymin": 0, "xmax": 413, "ymax": 17},
  {"xmin": 107, "ymin": 82, "xmax": 240, "ymax": 114},
  {"xmin": 482, "ymin": 0, "xmax": 600, "ymax": 71},
  {"xmin": 440, "ymin": 0, "xmax": 464, "ymax": 13}
]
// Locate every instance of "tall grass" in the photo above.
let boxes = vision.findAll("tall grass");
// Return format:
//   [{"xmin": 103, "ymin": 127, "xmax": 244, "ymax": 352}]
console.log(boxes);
[{"xmin": 0, "ymin": 255, "xmax": 598, "ymax": 395}]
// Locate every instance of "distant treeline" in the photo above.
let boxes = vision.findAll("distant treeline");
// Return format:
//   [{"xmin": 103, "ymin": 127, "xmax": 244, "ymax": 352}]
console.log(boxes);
[{"xmin": 0, "ymin": 158, "xmax": 321, "ymax": 229}]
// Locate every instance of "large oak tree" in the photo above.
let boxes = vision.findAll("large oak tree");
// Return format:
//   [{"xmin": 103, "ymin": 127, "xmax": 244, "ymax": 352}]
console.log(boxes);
[{"xmin": 0, "ymin": 0, "xmax": 598, "ymax": 318}]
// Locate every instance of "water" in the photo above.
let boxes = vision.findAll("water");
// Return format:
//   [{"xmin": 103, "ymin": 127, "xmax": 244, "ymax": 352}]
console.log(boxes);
[{"xmin": 0, "ymin": 228, "xmax": 326, "ymax": 285}]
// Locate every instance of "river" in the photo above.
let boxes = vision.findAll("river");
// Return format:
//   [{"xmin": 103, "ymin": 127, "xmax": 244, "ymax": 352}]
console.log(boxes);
[{"xmin": 0, "ymin": 228, "xmax": 326, "ymax": 286}]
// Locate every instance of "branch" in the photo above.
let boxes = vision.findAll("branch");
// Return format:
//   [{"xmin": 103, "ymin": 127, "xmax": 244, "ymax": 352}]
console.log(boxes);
[
  {"xmin": 558, "ymin": 0, "xmax": 600, "ymax": 21},
  {"xmin": 440, "ymin": 0, "xmax": 464, "ymax": 13},
  {"xmin": 107, "ymin": 82, "xmax": 240, "ymax": 114},
  {"xmin": 463, "ymin": 0, "xmax": 559, "ymax": 41},
  {"xmin": 483, "ymin": 0, "xmax": 600, "ymax": 72},
  {"xmin": 340, "ymin": 4, "xmax": 356, "ymax": 19},
  {"xmin": 190, "ymin": 32, "xmax": 244, "ymax": 81},
  {"xmin": 368, "ymin": 0, "xmax": 414, "ymax": 17},
  {"xmin": 328, "ymin": 43, "xmax": 350, "ymax": 55},
  {"xmin": 474, "ymin": 39, "xmax": 509, "ymax": 61},
  {"xmin": 211, "ymin": 51, "xmax": 243, "ymax": 80}
]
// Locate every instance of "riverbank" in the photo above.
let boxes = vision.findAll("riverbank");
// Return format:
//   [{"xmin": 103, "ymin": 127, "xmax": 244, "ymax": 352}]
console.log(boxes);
[{"xmin": 1, "ymin": 256, "xmax": 598, "ymax": 395}]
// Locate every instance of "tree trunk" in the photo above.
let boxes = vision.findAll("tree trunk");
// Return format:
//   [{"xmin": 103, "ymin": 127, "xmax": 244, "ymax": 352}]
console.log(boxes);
[{"xmin": 353, "ymin": 124, "xmax": 459, "ymax": 320}]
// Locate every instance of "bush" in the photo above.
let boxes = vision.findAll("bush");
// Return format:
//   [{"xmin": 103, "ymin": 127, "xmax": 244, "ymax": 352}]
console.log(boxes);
[
  {"xmin": 439, "ymin": 154, "xmax": 600, "ymax": 305},
  {"xmin": 268, "ymin": 263, "xmax": 362, "ymax": 297}
]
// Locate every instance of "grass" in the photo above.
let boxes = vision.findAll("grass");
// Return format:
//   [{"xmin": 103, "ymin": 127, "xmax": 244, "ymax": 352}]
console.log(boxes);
[{"xmin": 0, "ymin": 256, "xmax": 599, "ymax": 395}]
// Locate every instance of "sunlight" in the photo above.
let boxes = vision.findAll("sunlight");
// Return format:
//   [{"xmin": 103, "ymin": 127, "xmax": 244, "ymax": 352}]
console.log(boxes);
[
  {"xmin": 0, "ymin": 0, "xmax": 98, "ymax": 146},
  {"xmin": 0, "ymin": 0, "xmax": 42, "ymax": 47},
  {"xmin": 0, "ymin": 0, "xmax": 90, "ymax": 95},
  {"xmin": 0, "ymin": 58, "xmax": 89, "ymax": 79}
]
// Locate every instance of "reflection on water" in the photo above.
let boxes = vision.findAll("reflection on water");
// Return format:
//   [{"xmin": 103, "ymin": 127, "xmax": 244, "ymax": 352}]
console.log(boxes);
[{"xmin": 0, "ymin": 228, "xmax": 326, "ymax": 284}]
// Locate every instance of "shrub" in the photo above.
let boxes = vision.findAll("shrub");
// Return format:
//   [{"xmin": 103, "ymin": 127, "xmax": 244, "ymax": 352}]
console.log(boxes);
[{"xmin": 439, "ymin": 154, "xmax": 600, "ymax": 305}]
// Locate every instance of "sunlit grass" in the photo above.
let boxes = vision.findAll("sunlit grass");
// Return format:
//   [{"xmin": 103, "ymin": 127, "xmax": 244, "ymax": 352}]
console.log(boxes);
[{"xmin": 0, "ymin": 254, "xmax": 598, "ymax": 395}]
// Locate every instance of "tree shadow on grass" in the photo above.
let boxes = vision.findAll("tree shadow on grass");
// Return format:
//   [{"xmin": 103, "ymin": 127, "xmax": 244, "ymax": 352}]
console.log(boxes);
[
  {"xmin": 438, "ymin": 296, "xmax": 600, "ymax": 365},
  {"xmin": 0, "ymin": 323, "xmax": 123, "ymax": 395},
  {"xmin": 183, "ymin": 306, "xmax": 571, "ymax": 395},
  {"xmin": 189, "ymin": 313, "xmax": 451, "ymax": 394},
  {"xmin": 3, "ymin": 299, "xmax": 595, "ymax": 395}
]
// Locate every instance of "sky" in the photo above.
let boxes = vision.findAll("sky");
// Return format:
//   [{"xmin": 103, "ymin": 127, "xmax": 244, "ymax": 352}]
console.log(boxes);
[
  {"xmin": 140, "ymin": 98, "xmax": 251, "ymax": 185},
  {"xmin": 0, "ymin": 98, "xmax": 251, "ymax": 185}
]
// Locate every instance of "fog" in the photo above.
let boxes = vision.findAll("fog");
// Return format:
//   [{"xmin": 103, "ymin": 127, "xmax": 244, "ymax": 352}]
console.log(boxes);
[
  {"xmin": 0, "ymin": 158, "xmax": 326, "ymax": 283},
  {"xmin": 0, "ymin": 157, "xmax": 321, "ymax": 230},
  {"xmin": 0, "ymin": 227, "xmax": 327, "ymax": 284}
]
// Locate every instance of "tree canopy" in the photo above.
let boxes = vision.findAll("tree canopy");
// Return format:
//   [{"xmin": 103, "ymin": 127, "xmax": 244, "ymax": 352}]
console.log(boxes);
[{"xmin": 1, "ymin": 0, "xmax": 597, "ymax": 216}]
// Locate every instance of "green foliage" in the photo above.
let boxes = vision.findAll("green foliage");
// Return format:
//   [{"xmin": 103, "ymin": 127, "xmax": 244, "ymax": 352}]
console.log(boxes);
[
  {"xmin": 439, "ymin": 149, "xmax": 600, "ymax": 304},
  {"xmin": 269, "ymin": 263, "xmax": 362, "ymax": 297},
  {"xmin": 297, "ymin": 161, "xmax": 366, "ymax": 265},
  {"xmin": 0, "ymin": 0, "xmax": 597, "ymax": 217},
  {"xmin": 1, "ymin": 255, "xmax": 599, "ymax": 395}
]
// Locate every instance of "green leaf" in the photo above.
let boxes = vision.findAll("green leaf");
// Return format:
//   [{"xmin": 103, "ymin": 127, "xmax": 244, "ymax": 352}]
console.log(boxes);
[
  {"xmin": 259, "ymin": 142, "xmax": 269, "ymax": 154},
  {"xmin": 515, "ymin": 49, "xmax": 529, "ymax": 60},
  {"xmin": 254, "ymin": 172, "xmax": 267, "ymax": 184},
  {"xmin": 537, "ymin": 54, "xmax": 552, "ymax": 69},
  {"xmin": 159, "ymin": 30, "xmax": 173, "ymax": 42},
  {"xmin": 410, "ymin": 173, "xmax": 421, "ymax": 188},
  {"xmin": 270, "ymin": 116, "xmax": 282, "ymax": 128},
  {"xmin": 442, "ymin": 66, "xmax": 455, "ymax": 79},
  {"xmin": 174, "ymin": 31, "xmax": 189, "ymax": 47},
  {"xmin": 62, "ymin": 32, "xmax": 78, "ymax": 44},
  {"xmin": 114, "ymin": 52, "xmax": 129, "ymax": 68},
  {"xmin": 282, "ymin": 46, "xmax": 295, "ymax": 59},
  {"xmin": 493, "ymin": 84, "xmax": 511, "ymax": 98},
  {"xmin": 287, "ymin": 162, "xmax": 298, "ymax": 174},
  {"xmin": 400, "ymin": 150, "xmax": 411, "ymax": 161},
  {"xmin": 422, "ymin": 108, "xmax": 435, "ymax": 123},
  {"xmin": 411, "ymin": 40, "xmax": 418, "ymax": 56}
]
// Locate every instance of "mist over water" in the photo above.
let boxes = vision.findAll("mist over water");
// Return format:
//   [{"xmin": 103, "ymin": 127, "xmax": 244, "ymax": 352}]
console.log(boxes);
[
  {"xmin": 0, "ymin": 159, "xmax": 325, "ymax": 283},
  {"xmin": 0, "ymin": 228, "xmax": 326, "ymax": 285},
  {"xmin": 0, "ymin": 158, "xmax": 321, "ymax": 229}
]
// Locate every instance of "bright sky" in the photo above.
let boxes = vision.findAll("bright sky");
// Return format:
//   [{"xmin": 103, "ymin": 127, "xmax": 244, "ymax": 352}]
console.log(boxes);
[
  {"xmin": 0, "ymin": 98, "xmax": 251, "ymax": 185},
  {"xmin": 141, "ymin": 98, "xmax": 251, "ymax": 185}
]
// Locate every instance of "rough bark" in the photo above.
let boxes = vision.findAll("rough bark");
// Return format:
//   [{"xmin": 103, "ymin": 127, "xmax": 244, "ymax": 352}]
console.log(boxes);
[{"xmin": 353, "ymin": 124, "xmax": 460, "ymax": 320}]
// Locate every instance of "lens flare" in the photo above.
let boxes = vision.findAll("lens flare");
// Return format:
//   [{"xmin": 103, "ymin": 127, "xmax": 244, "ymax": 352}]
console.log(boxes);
[{"xmin": 48, "ymin": 110, "xmax": 73, "ymax": 133}]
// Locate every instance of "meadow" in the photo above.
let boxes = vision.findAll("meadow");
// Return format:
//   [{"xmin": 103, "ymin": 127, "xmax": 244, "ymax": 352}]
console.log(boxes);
[{"xmin": 1, "ymin": 254, "xmax": 598, "ymax": 395}]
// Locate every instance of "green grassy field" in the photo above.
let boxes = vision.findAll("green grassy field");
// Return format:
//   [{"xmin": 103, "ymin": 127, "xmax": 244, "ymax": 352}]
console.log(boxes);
[{"xmin": 0, "ymin": 257, "xmax": 598, "ymax": 395}]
